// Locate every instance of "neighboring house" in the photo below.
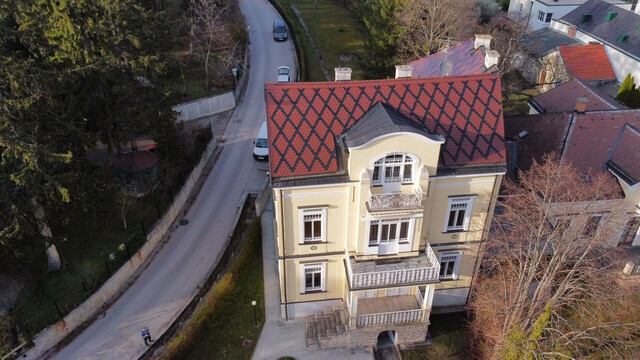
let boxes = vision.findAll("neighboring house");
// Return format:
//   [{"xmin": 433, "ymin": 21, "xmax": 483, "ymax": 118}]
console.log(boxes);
[
  {"xmin": 507, "ymin": 0, "xmax": 633, "ymax": 32},
  {"xmin": 520, "ymin": 36, "xmax": 616, "ymax": 89},
  {"xmin": 527, "ymin": 78, "xmax": 627, "ymax": 114},
  {"xmin": 407, "ymin": 35, "xmax": 499, "ymax": 78},
  {"xmin": 550, "ymin": 0, "xmax": 640, "ymax": 82},
  {"xmin": 504, "ymin": 108, "xmax": 640, "ymax": 253},
  {"xmin": 264, "ymin": 69, "xmax": 506, "ymax": 350}
]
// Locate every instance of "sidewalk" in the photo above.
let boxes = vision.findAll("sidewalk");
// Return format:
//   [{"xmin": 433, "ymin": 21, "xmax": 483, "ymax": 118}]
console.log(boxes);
[{"xmin": 252, "ymin": 198, "xmax": 372, "ymax": 360}]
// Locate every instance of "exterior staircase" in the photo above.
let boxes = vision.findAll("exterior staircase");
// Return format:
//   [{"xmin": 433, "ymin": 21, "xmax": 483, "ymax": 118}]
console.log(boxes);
[{"xmin": 305, "ymin": 305, "xmax": 349, "ymax": 350}]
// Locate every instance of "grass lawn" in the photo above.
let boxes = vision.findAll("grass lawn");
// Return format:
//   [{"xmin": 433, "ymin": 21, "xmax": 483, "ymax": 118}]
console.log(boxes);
[
  {"xmin": 271, "ymin": 0, "xmax": 366, "ymax": 81},
  {"xmin": 162, "ymin": 218, "xmax": 264, "ymax": 360},
  {"xmin": 12, "ymin": 192, "xmax": 170, "ymax": 336},
  {"xmin": 402, "ymin": 313, "xmax": 471, "ymax": 360}
]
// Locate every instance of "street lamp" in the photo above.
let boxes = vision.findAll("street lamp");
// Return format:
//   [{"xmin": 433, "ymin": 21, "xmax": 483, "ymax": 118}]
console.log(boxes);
[
  {"xmin": 231, "ymin": 67, "xmax": 238, "ymax": 103},
  {"xmin": 251, "ymin": 300, "xmax": 258, "ymax": 326}
]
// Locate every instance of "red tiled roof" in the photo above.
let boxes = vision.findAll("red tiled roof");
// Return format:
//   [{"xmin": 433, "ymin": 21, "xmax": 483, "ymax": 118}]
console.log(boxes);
[
  {"xmin": 558, "ymin": 44, "xmax": 616, "ymax": 81},
  {"xmin": 530, "ymin": 79, "xmax": 625, "ymax": 114},
  {"xmin": 565, "ymin": 111, "xmax": 640, "ymax": 177},
  {"xmin": 609, "ymin": 125, "xmax": 640, "ymax": 185},
  {"xmin": 265, "ymin": 74, "xmax": 505, "ymax": 178},
  {"xmin": 409, "ymin": 39, "xmax": 488, "ymax": 78}
]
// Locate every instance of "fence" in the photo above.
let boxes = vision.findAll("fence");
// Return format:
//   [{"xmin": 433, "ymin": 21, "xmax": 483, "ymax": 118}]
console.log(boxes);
[
  {"xmin": 172, "ymin": 92, "xmax": 236, "ymax": 123},
  {"xmin": 19, "ymin": 138, "xmax": 219, "ymax": 360}
]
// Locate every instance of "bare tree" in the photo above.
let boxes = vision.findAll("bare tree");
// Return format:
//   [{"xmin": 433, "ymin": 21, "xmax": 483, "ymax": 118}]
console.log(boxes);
[
  {"xmin": 189, "ymin": 0, "xmax": 227, "ymax": 89},
  {"xmin": 469, "ymin": 155, "xmax": 640, "ymax": 359},
  {"xmin": 116, "ymin": 191, "xmax": 135, "ymax": 229},
  {"xmin": 396, "ymin": 0, "xmax": 476, "ymax": 63}
]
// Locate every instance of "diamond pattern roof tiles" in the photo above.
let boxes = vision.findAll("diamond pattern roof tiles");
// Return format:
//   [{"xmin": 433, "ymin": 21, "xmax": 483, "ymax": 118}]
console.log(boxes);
[{"xmin": 265, "ymin": 74, "xmax": 505, "ymax": 179}]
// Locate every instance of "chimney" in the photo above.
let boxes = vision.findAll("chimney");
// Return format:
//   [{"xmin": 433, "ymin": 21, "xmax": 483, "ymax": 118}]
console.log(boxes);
[
  {"xmin": 474, "ymin": 34, "xmax": 492, "ymax": 50},
  {"xmin": 574, "ymin": 97, "xmax": 588, "ymax": 113},
  {"xmin": 334, "ymin": 66, "xmax": 352, "ymax": 81},
  {"xmin": 484, "ymin": 50, "xmax": 500, "ymax": 69},
  {"xmin": 567, "ymin": 25, "xmax": 577, "ymax": 37},
  {"xmin": 395, "ymin": 65, "xmax": 413, "ymax": 79}
]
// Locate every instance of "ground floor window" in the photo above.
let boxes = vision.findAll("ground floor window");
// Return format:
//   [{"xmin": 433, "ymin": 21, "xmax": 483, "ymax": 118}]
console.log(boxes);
[{"xmin": 301, "ymin": 262, "xmax": 326, "ymax": 293}]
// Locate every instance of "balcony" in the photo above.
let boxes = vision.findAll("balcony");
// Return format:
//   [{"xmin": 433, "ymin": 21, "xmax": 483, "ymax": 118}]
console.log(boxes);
[
  {"xmin": 355, "ymin": 292, "xmax": 427, "ymax": 327},
  {"xmin": 367, "ymin": 188, "xmax": 423, "ymax": 212},
  {"xmin": 345, "ymin": 245, "xmax": 440, "ymax": 290}
]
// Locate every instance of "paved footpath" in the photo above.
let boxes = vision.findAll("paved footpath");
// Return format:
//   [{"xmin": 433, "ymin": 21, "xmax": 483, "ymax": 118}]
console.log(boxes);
[{"xmin": 252, "ymin": 199, "xmax": 373, "ymax": 360}]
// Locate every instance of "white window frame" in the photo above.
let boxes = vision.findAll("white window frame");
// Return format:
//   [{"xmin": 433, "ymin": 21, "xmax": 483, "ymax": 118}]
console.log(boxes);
[
  {"xmin": 299, "ymin": 208, "xmax": 327, "ymax": 244},
  {"xmin": 301, "ymin": 262, "xmax": 326, "ymax": 293},
  {"xmin": 444, "ymin": 196, "xmax": 475, "ymax": 232},
  {"xmin": 371, "ymin": 153, "xmax": 416, "ymax": 186},
  {"xmin": 368, "ymin": 218, "xmax": 413, "ymax": 246},
  {"xmin": 438, "ymin": 251, "xmax": 462, "ymax": 280},
  {"xmin": 537, "ymin": 10, "xmax": 546, "ymax": 22}
]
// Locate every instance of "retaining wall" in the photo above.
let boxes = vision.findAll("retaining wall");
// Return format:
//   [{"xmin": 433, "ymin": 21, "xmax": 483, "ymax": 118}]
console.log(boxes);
[{"xmin": 23, "ymin": 138, "xmax": 218, "ymax": 360}]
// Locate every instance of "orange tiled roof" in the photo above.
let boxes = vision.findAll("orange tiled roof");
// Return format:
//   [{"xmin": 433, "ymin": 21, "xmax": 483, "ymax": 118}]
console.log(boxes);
[
  {"xmin": 265, "ymin": 74, "xmax": 505, "ymax": 179},
  {"xmin": 558, "ymin": 44, "xmax": 616, "ymax": 81}
]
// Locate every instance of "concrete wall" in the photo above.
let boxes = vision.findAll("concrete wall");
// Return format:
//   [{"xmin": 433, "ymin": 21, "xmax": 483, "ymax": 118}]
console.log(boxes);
[
  {"xmin": 24, "ymin": 138, "xmax": 219, "ymax": 360},
  {"xmin": 173, "ymin": 93, "xmax": 236, "ymax": 122}
]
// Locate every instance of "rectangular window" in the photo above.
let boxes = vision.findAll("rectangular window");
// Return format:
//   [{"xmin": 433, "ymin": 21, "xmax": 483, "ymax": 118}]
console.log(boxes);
[
  {"xmin": 444, "ymin": 197, "xmax": 475, "ymax": 232},
  {"xmin": 538, "ymin": 10, "xmax": 545, "ymax": 22},
  {"xmin": 582, "ymin": 215, "xmax": 602, "ymax": 237},
  {"xmin": 619, "ymin": 217, "xmax": 640, "ymax": 246},
  {"xmin": 369, "ymin": 218, "xmax": 412, "ymax": 246},
  {"xmin": 438, "ymin": 252, "xmax": 461, "ymax": 280},
  {"xmin": 545, "ymin": 12, "xmax": 553, "ymax": 23},
  {"xmin": 299, "ymin": 208, "xmax": 326, "ymax": 243},
  {"xmin": 302, "ymin": 262, "xmax": 326, "ymax": 293}
]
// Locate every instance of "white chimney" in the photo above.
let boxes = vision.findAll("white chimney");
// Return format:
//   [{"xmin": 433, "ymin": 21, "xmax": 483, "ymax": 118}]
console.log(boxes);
[
  {"xmin": 334, "ymin": 66, "xmax": 352, "ymax": 81},
  {"xmin": 395, "ymin": 65, "xmax": 413, "ymax": 79},
  {"xmin": 474, "ymin": 34, "xmax": 492, "ymax": 50},
  {"xmin": 484, "ymin": 50, "xmax": 500, "ymax": 69}
]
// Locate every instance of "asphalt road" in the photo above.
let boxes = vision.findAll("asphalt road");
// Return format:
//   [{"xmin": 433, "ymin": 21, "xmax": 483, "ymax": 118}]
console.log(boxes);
[{"xmin": 51, "ymin": 1, "xmax": 296, "ymax": 358}]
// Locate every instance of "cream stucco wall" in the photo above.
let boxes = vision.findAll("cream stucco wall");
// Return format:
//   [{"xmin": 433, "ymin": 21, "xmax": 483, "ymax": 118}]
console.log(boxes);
[{"xmin": 272, "ymin": 130, "xmax": 504, "ymax": 315}]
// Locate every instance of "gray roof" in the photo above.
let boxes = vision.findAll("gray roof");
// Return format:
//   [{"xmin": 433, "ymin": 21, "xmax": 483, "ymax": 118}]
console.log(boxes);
[
  {"xmin": 522, "ymin": 28, "xmax": 582, "ymax": 57},
  {"xmin": 560, "ymin": 0, "xmax": 640, "ymax": 59},
  {"xmin": 341, "ymin": 102, "xmax": 443, "ymax": 148}
]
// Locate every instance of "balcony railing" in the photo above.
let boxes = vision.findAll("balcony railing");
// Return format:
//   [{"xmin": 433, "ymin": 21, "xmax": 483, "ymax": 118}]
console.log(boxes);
[
  {"xmin": 345, "ymin": 245, "xmax": 440, "ymax": 289},
  {"xmin": 368, "ymin": 188, "xmax": 423, "ymax": 211},
  {"xmin": 356, "ymin": 309, "xmax": 425, "ymax": 327}
]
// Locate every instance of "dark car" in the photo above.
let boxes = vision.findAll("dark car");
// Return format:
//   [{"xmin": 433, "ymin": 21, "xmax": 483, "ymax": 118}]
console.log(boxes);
[{"xmin": 272, "ymin": 20, "xmax": 288, "ymax": 42}]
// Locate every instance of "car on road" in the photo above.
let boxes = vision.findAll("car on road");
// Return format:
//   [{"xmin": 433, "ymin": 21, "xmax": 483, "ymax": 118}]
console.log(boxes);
[
  {"xmin": 272, "ymin": 19, "xmax": 288, "ymax": 41},
  {"xmin": 253, "ymin": 121, "xmax": 269, "ymax": 160},
  {"xmin": 277, "ymin": 66, "xmax": 291, "ymax": 83}
]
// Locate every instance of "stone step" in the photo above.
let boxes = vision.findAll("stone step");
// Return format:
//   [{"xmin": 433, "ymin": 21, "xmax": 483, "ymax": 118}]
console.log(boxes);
[{"xmin": 316, "ymin": 316, "xmax": 328, "ymax": 340}]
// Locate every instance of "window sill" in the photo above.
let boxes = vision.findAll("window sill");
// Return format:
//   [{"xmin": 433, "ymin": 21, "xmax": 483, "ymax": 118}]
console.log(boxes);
[
  {"xmin": 443, "ymin": 229, "xmax": 467, "ymax": 234},
  {"xmin": 301, "ymin": 290, "xmax": 327, "ymax": 295},
  {"xmin": 300, "ymin": 241, "xmax": 325, "ymax": 245},
  {"xmin": 439, "ymin": 277, "xmax": 457, "ymax": 281}
]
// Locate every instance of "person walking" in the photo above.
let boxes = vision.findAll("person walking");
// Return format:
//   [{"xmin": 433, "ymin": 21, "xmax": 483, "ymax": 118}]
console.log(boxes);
[{"xmin": 140, "ymin": 327, "xmax": 153, "ymax": 346}]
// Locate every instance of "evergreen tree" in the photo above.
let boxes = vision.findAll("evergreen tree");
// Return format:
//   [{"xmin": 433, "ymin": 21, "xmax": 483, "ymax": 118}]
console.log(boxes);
[{"xmin": 616, "ymin": 73, "xmax": 636, "ymax": 106}]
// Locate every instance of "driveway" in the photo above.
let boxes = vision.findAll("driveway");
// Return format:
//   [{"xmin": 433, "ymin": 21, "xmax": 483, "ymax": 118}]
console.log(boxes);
[{"xmin": 48, "ymin": 0, "xmax": 297, "ymax": 359}]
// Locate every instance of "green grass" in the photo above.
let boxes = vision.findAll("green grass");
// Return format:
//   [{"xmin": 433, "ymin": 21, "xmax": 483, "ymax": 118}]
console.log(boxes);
[
  {"xmin": 163, "ymin": 218, "xmax": 264, "ymax": 360},
  {"xmin": 271, "ymin": 0, "xmax": 366, "ymax": 81},
  {"xmin": 402, "ymin": 313, "xmax": 471, "ymax": 360},
  {"xmin": 12, "ymin": 192, "xmax": 170, "ymax": 336}
]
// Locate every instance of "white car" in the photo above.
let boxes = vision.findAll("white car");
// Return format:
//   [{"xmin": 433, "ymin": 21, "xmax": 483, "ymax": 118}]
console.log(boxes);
[{"xmin": 277, "ymin": 66, "xmax": 291, "ymax": 83}]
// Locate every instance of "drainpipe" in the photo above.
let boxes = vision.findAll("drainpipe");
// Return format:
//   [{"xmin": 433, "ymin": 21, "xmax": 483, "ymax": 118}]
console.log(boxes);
[
  {"xmin": 279, "ymin": 188, "xmax": 289, "ymax": 321},
  {"xmin": 524, "ymin": 0, "xmax": 534, "ymax": 32}
]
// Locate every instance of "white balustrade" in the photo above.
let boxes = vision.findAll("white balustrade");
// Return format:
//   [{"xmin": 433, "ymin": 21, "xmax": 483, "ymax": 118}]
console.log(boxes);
[{"xmin": 356, "ymin": 309, "xmax": 425, "ymax": 327}]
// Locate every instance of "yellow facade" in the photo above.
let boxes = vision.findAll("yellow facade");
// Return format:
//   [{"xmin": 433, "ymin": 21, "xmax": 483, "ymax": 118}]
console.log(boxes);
[{"xmin": 272, "ymin": 130, "xmax": 503, "ymax": 317}]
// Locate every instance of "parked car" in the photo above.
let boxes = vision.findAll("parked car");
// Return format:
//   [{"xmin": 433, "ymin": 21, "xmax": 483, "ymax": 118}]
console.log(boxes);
[
  {"xmin": 277, "ymin": 66, "xmax": 291, "ymax": 83},
  {"xmin": 253, "ymin": 121, "xmax": 269, "ymax": 160},
  {"xmin": 272, "ymin": 19, "xmax": 288, "ymax": 41}
]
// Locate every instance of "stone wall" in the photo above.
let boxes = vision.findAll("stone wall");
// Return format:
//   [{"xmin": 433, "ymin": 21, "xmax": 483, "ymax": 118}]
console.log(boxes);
[{"xmin": 319, "ymin": 322, "xmax": 429, "ymax": 350}]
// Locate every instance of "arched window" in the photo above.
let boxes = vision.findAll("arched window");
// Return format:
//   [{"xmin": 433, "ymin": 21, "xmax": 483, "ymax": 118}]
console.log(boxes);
[{"xmin": 371, "ymin": 153, "xmax": 415, "ymax": 185}]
